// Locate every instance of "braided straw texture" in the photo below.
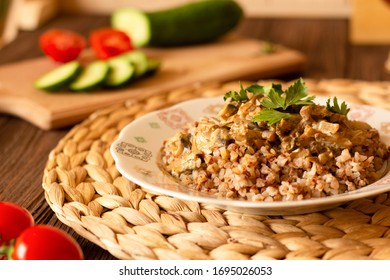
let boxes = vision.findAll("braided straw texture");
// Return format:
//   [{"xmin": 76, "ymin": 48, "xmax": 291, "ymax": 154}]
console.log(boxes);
[{"xmin": 43, "ymin": 79, "xmax": 390, "ymax": 260}]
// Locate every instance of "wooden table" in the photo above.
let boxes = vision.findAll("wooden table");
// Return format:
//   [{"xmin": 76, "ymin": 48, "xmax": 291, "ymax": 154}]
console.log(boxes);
[{"xmin": 1, "ymin": 14, "xmax": 390, "ymax": 260}]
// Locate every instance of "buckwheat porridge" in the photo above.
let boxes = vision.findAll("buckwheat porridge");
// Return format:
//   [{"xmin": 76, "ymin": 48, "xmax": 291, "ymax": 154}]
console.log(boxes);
[{"xmin": 160, "ymin": 79, "xmax": 389, "ymax": 201}]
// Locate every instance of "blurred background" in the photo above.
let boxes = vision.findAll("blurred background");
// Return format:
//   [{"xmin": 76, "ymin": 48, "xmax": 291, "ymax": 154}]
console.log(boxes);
[
  {"xmin": 0, "ymin": 0, "xmax": 390, "ymax": 80},
  {"xmin": 2, "ymin": 0, "xmax": 390, "ymax": 46}
]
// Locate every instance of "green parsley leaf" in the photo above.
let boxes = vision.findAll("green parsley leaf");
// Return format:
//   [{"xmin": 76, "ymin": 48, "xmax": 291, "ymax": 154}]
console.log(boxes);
[
  {"xmin": 261, "ymin": 88, "xmax": 286, "ymax": 109},
  {"xmin": 326, "ymin": 97, "xmax": 350, "ymax": 115},
  {"xmin": 245, "ymin": 84, "xmax": 266, "ymax": 95},
  {"xmin": 261, "ymin": 78, "xmax": 315, "ymax": 110},
  {"xmin": 252, "ymin": 109, "xmax": 291, "ymax": 126},
  {"xmin": 223, "ymin": 82, "xmax": 248, "ymax": 101},
  {"xmin": 284, "ymin": 78, "xmax": 315, "ymax": 108},
  {"xmin": 224, "ymin": 78, "xmax": 316, "ymax": 126},
  {"xmin": 223, "ymin": 82, "xmax": 284, "ymax": 102},
  {"xmin": 253, "ymin": 78, "xmax": 316, "ymax": 125},
  {"xmin": 223, "ymin": 90, "xmax": 246, "ymax": 102}
]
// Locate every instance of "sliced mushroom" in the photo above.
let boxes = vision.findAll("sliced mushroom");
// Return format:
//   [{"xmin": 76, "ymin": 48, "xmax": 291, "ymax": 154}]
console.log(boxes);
[{"xmin": 218, "ymin": 103, "xmax": 238, "ymax": 119}]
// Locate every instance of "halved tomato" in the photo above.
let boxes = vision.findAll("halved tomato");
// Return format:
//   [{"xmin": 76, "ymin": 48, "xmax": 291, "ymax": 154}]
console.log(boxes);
[
  {"xmin": 90, "ymin": 28, "xmax": 134, "ymax": 60},
  {"xmin": 40, "ymin": 29, "xmax": 86, "ymax": 63}
]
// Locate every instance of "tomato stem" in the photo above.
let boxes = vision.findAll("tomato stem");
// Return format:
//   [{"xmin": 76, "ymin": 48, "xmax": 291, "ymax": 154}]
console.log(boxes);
[{"xmin": 0, "ymin": 240, "xmax": 14, "ymax": 260}]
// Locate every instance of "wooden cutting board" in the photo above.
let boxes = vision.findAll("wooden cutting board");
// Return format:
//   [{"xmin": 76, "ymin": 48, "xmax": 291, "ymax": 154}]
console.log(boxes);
[{"xmin": 0, "ymin": 37, "xmax": 305, "ymax": 130}]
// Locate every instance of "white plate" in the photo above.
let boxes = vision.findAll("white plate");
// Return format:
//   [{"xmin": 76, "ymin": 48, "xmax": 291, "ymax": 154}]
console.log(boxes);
[{"xmin": 110, "ymin": 96, "xmax": 390, "ymax": 215}]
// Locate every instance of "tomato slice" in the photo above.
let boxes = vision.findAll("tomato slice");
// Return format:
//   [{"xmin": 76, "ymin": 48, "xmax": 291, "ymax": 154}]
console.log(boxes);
[
  {"xmin": 0, "ymin": 202, "xmax": 34, "ymax": 244},
  {"xmin": 40, "ymin": 29, "xmax": 86, "ymax": 63},
  {"xmin": 12, "ymin": 225, "xmax": 84, "ymax": 260},
  {"xmin": 90, "ymin": 28, "xmax": 134, "ymax": 60}
]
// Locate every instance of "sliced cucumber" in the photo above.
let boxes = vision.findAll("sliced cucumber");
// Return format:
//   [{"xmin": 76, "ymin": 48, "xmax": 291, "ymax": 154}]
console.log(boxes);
[
  {"xmin": 34, "ymin": 61, "xmax": 81, "ymax": 91},
  {"xmin": 120, "ymin": 51, "xmax": 148, "ymax": 77},
  {"xmin": 105, "ymin": 56, "xmax": 135, "ymax": 87},
  {"xmin": 36, "ymin": 51, "xmax": 160, "ymax": 92},
  {"xmin": 145, "ymin": 58, "xmax": 161, "ymax": 76},
  {"xmin": 70, "ymin": 61, "xmax": 109, "ymax": 91},
  {"xmin": 111, "ymin": 8, "xmax": 151, "ymax": 48},
  {"xmin": 111, "ymin": 0, "xmax": 243, "ymax": 47}
]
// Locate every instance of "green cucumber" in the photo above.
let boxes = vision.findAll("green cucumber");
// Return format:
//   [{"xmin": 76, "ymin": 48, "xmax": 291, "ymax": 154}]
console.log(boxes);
[
  {"xmin": 70, "ymin": 61, "xmax": 109, "ymax": 91},
  {"xmin": 105, "ymin": 56, "xmax": 135, "ymax": 87},
  {"xmin": 111, "ymin": 0, "xmax": 244, "ymax": 47},
  {"xmin": 36, "ymin": 51, "xmax": 159, "ymax": 92},
  {"xmin": 120, "ymin": 50, "xmax": 148, "ymax": 77},
  {"xmin": 112, "ymin": 8, "xmax": 151, "ymax": 48},
  {"xmin": 34, "ymin": 61, "xmax": 81, "ymax": 91},
  {"xmin": 145, "ymin": 58, "xmax": 161, "ymax": 76}
]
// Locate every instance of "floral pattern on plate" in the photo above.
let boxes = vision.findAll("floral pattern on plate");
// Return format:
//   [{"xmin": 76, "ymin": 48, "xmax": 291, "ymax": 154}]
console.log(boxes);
[
  {"xmin": 157, "ymin": 108, "xmax": 193, "ymax": 130},
  {"xmin": 115, "ymin": 141, "xmax": 152, "ymax": 162}
]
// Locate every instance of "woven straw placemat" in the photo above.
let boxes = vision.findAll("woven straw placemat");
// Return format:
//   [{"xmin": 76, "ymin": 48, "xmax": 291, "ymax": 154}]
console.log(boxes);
[{"xmin": 42, "ymin": 79, "xmax": 390, "ymax": 260}]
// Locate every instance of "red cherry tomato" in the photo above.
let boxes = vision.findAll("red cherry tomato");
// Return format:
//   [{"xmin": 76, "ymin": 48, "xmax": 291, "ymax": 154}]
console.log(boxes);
[
  {"xmin": 0, "ymin": 202, "xmax": 34, "ymax": 244},
  {"xmin": 12, "ymin": 225, "xmax": 84, "ymax": 260},
  {"xmin": 40, "ymin": 29, "xmax": 86, "ymax": 63},
  {"xmin": 90, "ymin": 28, "xmax": 134, "ymax": 60}
]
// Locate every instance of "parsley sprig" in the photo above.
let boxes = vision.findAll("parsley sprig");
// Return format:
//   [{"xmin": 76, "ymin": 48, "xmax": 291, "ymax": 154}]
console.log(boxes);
[
  {"xmin": 326, "ymin": 97, "xmax": 350, "ymax": 115},
  {"xmin": 223, "ymin": 78, "xmax": 350, "ymax": 126},
  {"xmin": 261, "ymin": 78, "xmax": 315, "ymax": 110},
  {"xmin": 223, "ymin": 82, "xmax": 268, "ymax": 102},
  {"xmin": 252, "ymin": 78, "xmax": 315, "ymax": 125}
]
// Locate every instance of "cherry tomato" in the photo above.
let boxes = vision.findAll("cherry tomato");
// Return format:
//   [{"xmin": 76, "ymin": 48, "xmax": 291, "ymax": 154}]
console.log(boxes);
[
  {"xmin": 40, "ymin": 29, "xmax": 86, "ymax": 63},
  {"xmin": 12, "ymin": 225, "xmax": 84, "ymax": 260},
  {"xmin": 0, "ymin": 202, "xmax": 34, "ymax": 244},
  {"xmin": 90, "ymin": 28, "xmax": 134, "ymax": 60}
]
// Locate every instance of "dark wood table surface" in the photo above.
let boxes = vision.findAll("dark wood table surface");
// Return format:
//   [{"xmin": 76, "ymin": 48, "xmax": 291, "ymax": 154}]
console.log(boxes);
[{"xmin": 1, "ymin": 14, "xmax": 390, "ymax": 260}]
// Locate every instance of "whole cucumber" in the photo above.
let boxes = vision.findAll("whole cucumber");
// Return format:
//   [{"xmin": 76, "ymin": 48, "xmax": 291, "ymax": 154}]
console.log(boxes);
[{"xmin": 111, "ymin": 0, "xmax": 244, "ymax": 47}]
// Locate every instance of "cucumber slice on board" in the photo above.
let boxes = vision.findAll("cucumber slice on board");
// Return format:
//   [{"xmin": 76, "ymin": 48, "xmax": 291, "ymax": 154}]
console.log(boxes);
[
  {"xmin": 145, "ymin": 58, "xmax": 161, "ymax": 76},
  {"xmin": 111, "ymin": 0, "xmax": 243, "ymax": 47},
  {"xmin": 70, "ymin": 61, "xmax": 109, "ymax": 91},
  {"xmin": 34, "ymin": 61, "xmax": 81, "ymax": 91},
  {"xmin": 105, "ymin": 56, "xmax": 135, "ymax": 87},
  {"xmin": 121, "ymin": 51, "xmax": 148, "ymax": 77}
]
